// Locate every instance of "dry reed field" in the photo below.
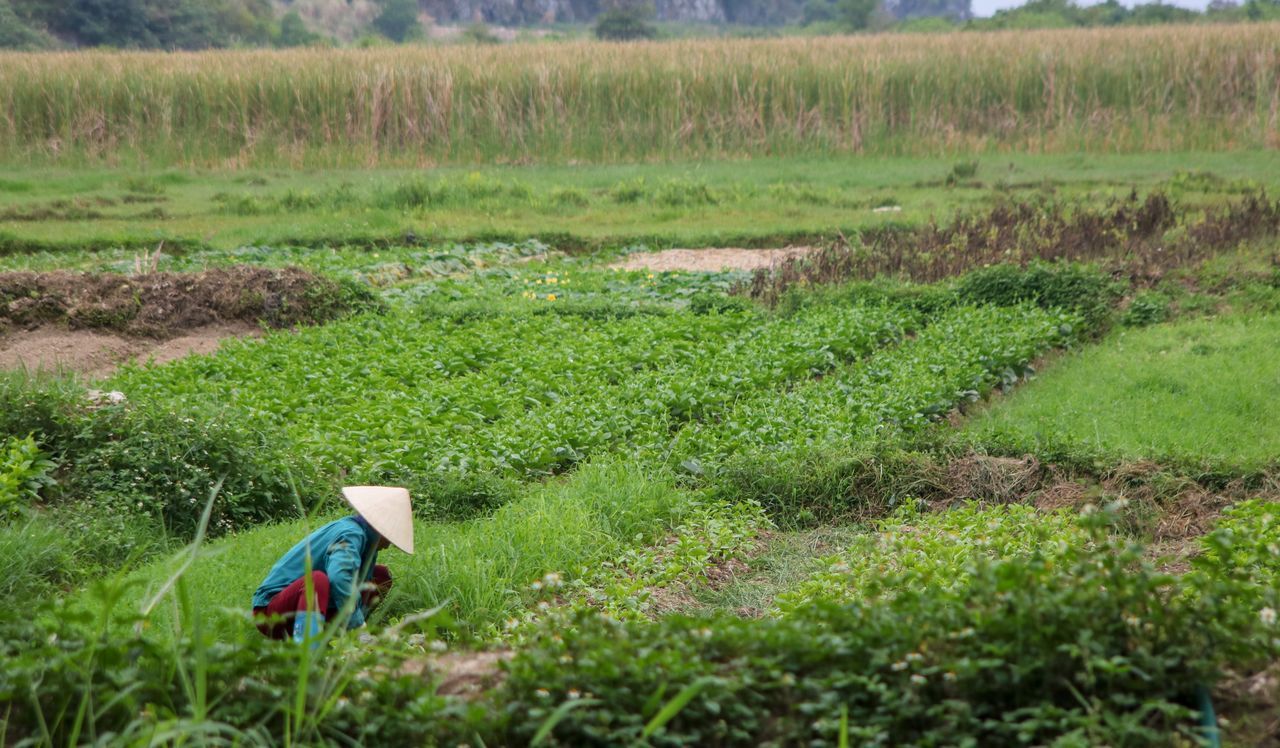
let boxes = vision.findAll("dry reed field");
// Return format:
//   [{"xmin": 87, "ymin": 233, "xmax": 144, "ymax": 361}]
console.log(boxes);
[{"xmin": 1, "ymin": 24, "xmax": 1278, "ymax": 167}]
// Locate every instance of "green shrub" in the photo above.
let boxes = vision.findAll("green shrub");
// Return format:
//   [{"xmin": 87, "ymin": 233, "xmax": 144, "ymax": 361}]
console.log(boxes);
[
  {"xmin": 594, "ymin": 1, "xmax": 659, "ymax": 40},
  {"xmin": 548, "ymin": 186, "xmax": 590, "ymax": 208},
  {"xmin": 707, "ymin": 444, "xmax": 944, "ymax": 526},
  {"xmin": 1122, "ymin": 290, "xmax": 1171, "ymax": 326},
  {"xmin": 956, "ymin": 262, "xmax": 1121, "ymax": 333},
  {"xmin": 66, "ymin": 402, "xmax": 314, "ymax": 539},
  {"xmin": 0, "ymin": 372, "xmax": 325, "ymax": 542},
  {"xmin": 945, "ymin": 159, "xmax": 980, "ymax": 185},
  {"xmin": 213, "ymin": 191, "xmax": 273, "ymax": 216},
  {"xmin": 654, "ymin": 177, "xmax": 719, "ymax": 207},
  {"xmin": 608, "ymin": 177, "xmax": 650, "ymax": 203}
]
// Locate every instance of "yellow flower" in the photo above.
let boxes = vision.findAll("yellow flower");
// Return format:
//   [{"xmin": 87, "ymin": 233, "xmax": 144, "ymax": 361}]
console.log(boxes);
[{"xmin": 547, "ymin": 294, "xmax": 557, "ymax": 301}]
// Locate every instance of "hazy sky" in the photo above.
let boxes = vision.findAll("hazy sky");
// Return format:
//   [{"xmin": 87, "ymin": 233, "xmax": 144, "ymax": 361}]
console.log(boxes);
[{"xmin": 971, "ymin": 0, "xmax": 1212, "ymax": 16}]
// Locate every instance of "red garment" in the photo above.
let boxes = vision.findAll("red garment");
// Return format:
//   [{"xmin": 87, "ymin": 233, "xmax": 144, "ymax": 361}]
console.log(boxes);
[{"xmin": 253, "ymin": 565, "xmax": 391, "ymax": 640}]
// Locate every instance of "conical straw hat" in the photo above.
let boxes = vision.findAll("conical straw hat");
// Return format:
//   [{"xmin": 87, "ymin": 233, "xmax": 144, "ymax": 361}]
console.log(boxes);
[{"xmin": 341, "ymin": 486, "xmax": 414, "ymax": 555}]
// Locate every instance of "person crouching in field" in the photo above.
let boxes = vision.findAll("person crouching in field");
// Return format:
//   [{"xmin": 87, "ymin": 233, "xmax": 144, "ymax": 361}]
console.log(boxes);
[{"xmin": 252, "ymin": 486, "xmax": 414, "ymax": 644}]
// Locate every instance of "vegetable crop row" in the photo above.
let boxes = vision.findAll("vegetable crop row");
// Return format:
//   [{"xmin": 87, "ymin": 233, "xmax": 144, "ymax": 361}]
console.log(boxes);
[{"xmin": 113, "ymin": 289, "xmax": 1074, "ymax": 519}]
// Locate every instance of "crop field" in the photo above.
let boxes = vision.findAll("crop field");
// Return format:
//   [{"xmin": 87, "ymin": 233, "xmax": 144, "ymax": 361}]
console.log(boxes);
[{"xmin": 3, "ymin": 25, "xmax": 1280, "ymax": 748}]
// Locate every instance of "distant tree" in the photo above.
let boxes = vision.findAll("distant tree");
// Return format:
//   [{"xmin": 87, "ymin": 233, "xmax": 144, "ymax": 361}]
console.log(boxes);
[
  {"xmin": 1239, "ymin": 0, "xmax": 1279, "ymax": 19},
  {"xmin": 277, "ymin": 10, "xmax": 320, "ymax": 46},
  {"xmin": 1126, "ymin": 1, "xmax": 1197, "ymax": 24},
  {"xmin": 836, "ymin": 0, "xmax": 879, "ymax": 28},
  {"xmin": 890, "ymin": 0, "xmax": 970, "ymax": 21},
  {"xmin": 721, "ymin": 0, "xmax": 807, "ymax": 24},
  {"xmin": 48, "ymin": 0, "xmax": 156, "ymax": 47},
  {"xmin": 594, "ymin": 0, "xmax": 658, "ymax": 40},
  {"xmin": 10, "ymin": 0, "xmax": 274, "ymax": 48},
  {"xmin": 0, "ymin": 0, "xmax": 52, "ymax": 48},
  {"xmin": 462, "ymin": 22, "xmax": 502, "ymax": 43},
  {"xmin": 372, "ymin": 0, "xmax": 423, "ymax": 42},
  {"xmin": 801, "ymin": 0, "xmax": 839, "ymax": 23}
]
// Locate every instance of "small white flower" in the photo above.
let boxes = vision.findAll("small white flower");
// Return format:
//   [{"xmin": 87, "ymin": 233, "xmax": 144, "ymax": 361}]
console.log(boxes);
[
  {"xmin": 910, "ymin": 674, "xmax": 926, "ymax": 685},
  {"xmin": 535, "ymin": 688, "xmax": 550, "ymax": 699},
  {"xmin": 890, "ymin": 661, "xmax": 908, "ymax": 672},
  {"xmin": 905, "ymin": 652, "xmax": 923, "ymax": 663},
  {"xmin": 1125, "ymin": 616, "xmax": 1141, "ymax": 628},
  {"xmin": 567, "ymin": 689, "xmax": 582, "ymax": 700},
  {"xmin": 943, "ymin": 672, "xmax": 957, "ymax": 682},
  {"xmin": 1261, "ymin": 608, "xmax": 1277, "ymax": 626}
]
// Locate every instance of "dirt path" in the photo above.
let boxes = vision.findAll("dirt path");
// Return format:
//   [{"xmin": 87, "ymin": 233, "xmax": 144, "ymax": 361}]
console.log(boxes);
[
  {"xmin": 0, "ymin": 323, "xmax": 261, "ymax": 379},
  {"xmin": 610, "ymin": 247, "xmax": 815, "ymax": 273}
]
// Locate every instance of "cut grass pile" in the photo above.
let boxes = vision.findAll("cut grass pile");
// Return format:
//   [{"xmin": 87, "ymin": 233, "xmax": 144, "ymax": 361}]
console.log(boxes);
[
  {"xmin": 2, "ymin": 25, "xmax": 1279, "ymax": 167},
  {"xmin": 966, "ymin": 313, "xmax": 1280, "ymax": 472}
]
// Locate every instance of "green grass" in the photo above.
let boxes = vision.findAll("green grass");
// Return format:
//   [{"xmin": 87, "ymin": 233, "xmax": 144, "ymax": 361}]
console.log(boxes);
[
  {"xmin": 966, "ymin": 313, "xmax": 1280, "ymax": 471},
  {"xmin": 1, "ymin": 152, "xmax": 1276, "ymax": 256},
  {"xmin": 114, "ymin": 461, "xmax": 694, "ymax": 637},
  {"xmin": 684, "ymin": 525, "xmax": 867, "ymax": 616}
]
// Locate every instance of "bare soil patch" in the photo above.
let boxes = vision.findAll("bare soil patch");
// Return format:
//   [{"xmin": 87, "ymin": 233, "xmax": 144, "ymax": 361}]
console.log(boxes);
[
  {"xmin": 611, "ymin": 247, "xmax": 815, "ymax": 273},
  {"xmin": 401, "ymin": 650, "xmax": 512, "ymax": 699},
  {"xmin": 0, "ymin": 323, "xmax": 261, "ymax": 378}
]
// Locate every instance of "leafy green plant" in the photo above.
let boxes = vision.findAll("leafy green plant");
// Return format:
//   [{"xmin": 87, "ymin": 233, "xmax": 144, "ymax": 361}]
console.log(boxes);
[
  {"xmin": 773, "ymin": 501, "xmax": 1091, "ymax": 614},
  {"xmin": 1186, "ymin": 499, "xmax": 1280, "ymax": 662},
  {"xmin": 0, "ymin": 434, "xmax": 56, "ymax": 518}
]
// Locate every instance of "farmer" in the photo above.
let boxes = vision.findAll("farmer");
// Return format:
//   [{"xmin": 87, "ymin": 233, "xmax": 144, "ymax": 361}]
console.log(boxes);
[{"xmin": 252, "ymin": 486, "xmax": 414, "ymax": 644}]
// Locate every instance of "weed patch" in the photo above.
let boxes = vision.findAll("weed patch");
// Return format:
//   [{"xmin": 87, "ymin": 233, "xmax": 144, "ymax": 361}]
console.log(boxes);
[{"xmin": 745, "ymin": 191, "xmax": 1280, "ymax": 304}]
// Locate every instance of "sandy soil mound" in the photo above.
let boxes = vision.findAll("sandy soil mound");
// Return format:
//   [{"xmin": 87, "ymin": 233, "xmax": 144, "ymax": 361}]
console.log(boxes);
[
  {"xmin": 611, "ymin": 247, "xmax": 815, "ymax": 273},
  {"xmin": 0, "ymin": 323, "xmax": 261, "ymax": 378}
]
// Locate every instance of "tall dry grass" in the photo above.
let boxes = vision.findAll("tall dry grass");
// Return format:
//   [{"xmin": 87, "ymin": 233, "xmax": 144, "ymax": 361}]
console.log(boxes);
[{"xmin": 1, "ymin": 25, "xmax": 1277, "ymax": 167}]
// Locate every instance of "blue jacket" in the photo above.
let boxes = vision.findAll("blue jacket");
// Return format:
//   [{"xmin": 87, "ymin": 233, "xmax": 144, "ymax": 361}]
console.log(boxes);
[{"xmin": 252, "ymin": 516, "xmax": 380, "ymax": 629}]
